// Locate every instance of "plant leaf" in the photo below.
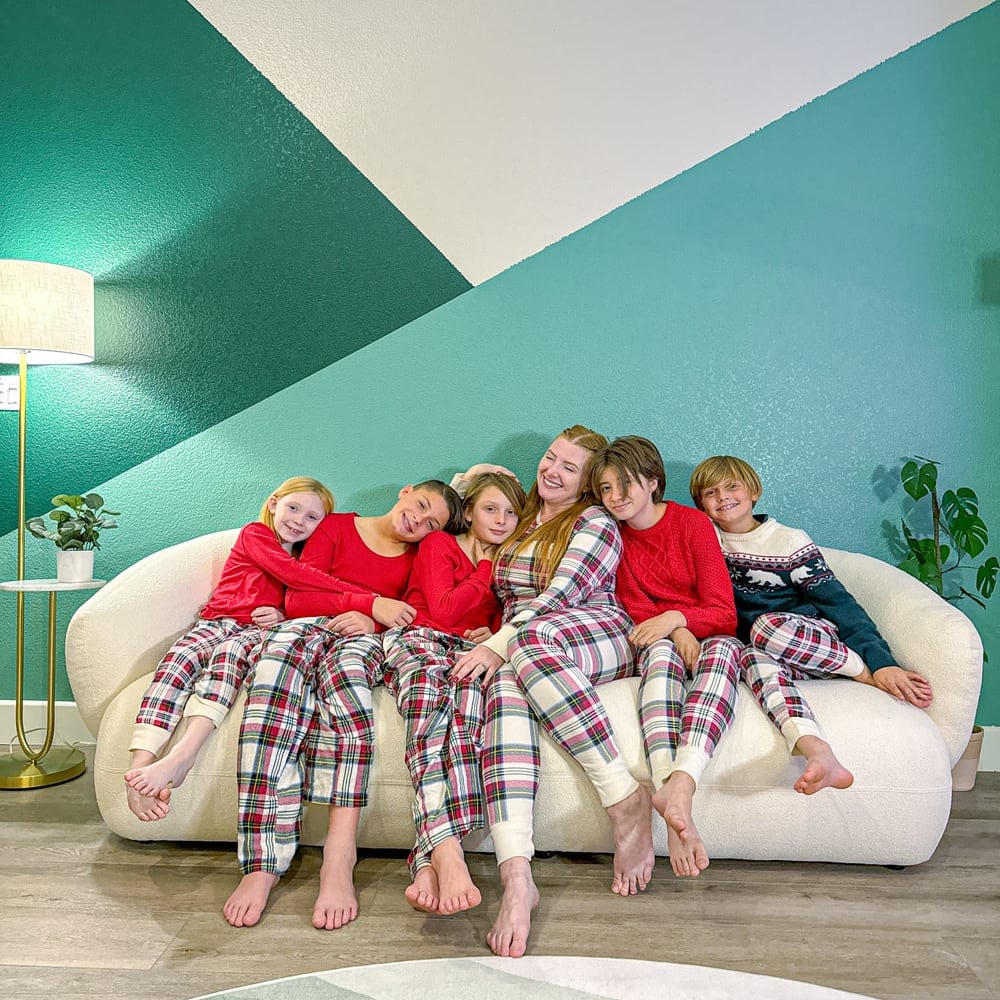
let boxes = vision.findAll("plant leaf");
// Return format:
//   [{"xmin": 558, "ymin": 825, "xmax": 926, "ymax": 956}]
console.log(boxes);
[
  {"xmin": 946, "ymin": 513, "xmax": 988, "ymax": 559},
  {"xmin": 901, "ymin": 459, "xmax": 937, "ymax": 501},
  {"xmin": 82, "ymin": 492, "xmax": 104, "ymax": 510},
  {"xmin": 978, "ymin": 556, "xmax": 999, "ymax": 600}
]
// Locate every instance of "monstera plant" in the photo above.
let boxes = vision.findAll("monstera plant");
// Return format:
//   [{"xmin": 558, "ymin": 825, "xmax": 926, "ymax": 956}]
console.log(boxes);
[{"xmin": 891, "ymin": 458, "xmax": 997, "ymax": 609}]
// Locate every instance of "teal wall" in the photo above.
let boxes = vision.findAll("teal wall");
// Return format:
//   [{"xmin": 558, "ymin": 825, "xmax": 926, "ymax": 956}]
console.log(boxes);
[
  {"xmin": 1, "ymin": 2, "xmax": 997, "ymax": 723},
  {"xmin": 0, "ymin": 0, "xmax": 469, "ymax": 533}
]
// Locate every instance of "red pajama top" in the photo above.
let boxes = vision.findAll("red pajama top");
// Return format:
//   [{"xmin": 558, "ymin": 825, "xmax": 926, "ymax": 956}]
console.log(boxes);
[
  {"xmin": 615, "ymin": 501, "xmax": 737, "ymax": 639},
  {"xmin": 402, "ymin": 530, "xmax": 499, "ymax": 636},
  {"xmin": 285, "ymin": 512, "xmax": 416, "ymax": 619},
  {"xmin": 200, "ymin": 521, "xmax": 358, "ymax": 625}
]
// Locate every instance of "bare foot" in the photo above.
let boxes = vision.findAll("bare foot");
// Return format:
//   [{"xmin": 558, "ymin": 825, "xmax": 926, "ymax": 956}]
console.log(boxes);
[
  {"xmin": 313, "ymin": 842, "xmax": 358, "ymax": 930},
  {"xmin": 606, "ymin": 783, "xmax": 654, "ymax": 896},
  {"xmin": 794, "ymin": 736, "xmax": 854, "ymax": 795},
  {"xmin": 653, "ymin": 771, "xmax": 709, "ymax": 877},
  {"xmin": 431, "ymin": 837, "xmax": 482, "ymax": 915},
  {"xmin": 125, "ymin": 779, "xmax": 171, "ymax": 822},
  {"xmin": 125, "ymin": 751, "xmax": 195, "ymax": 797},
  {"xmin": 224, "ymin": 871, "xmax": 279, "ymax": 927},
  {"xmin": 487, "ymin": 856, "xmax": 539, "ymax": 958},
  {"xmin": 405, "ymin": 864, "xmax": 440, "ymax": 913}
]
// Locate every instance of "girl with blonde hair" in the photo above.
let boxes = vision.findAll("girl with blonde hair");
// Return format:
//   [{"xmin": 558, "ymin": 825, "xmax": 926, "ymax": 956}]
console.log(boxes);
[{"xmin": 124, "ymin": 476, "xmax": 340, "ymax": 821}]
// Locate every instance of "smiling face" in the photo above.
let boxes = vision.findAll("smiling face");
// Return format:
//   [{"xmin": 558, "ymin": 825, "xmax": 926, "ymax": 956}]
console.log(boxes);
[
  {"xmin": 268, "ymin": 492, "xmax": 329, "ymax": 548},
  {"xmin": 466, "ymin": 485, "xmax": 521, "ymax": 547},
  {"xmin": 390, "ymin": 486, "xmax": 451, "ymax": 543},
  {"xmin": 536, "ymin": 436, "xmax": 591, "ymax": 514},
  {"xmin": 698, "ymin": 477, "xmax": 760, "ymax": 534},
  {"xmin": 596, "ymin": 470, "xmax": 660, "ymax": 529}
]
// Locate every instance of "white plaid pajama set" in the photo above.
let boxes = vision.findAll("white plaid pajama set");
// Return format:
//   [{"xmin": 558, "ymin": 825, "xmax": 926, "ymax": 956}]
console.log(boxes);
[{"xmin": 482, "ymin": 508, "xmax": 636, "ymax": 865}]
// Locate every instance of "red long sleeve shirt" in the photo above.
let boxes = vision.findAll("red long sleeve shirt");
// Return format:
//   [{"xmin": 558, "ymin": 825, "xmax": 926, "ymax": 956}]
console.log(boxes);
[
  {"xmin": 285, "ymin": 512, "xmax": 415, "ymax": 619},
  {"xmin": 200, "ymin": 522, "xmax": 362, "ymax": 625},
  {"xmin": 403, "ymin": 530, "xmax": 499, "ymax": 635},
  {"xmin": 615, "ymin": 501, "xmax": 737, "ymax": 639}
]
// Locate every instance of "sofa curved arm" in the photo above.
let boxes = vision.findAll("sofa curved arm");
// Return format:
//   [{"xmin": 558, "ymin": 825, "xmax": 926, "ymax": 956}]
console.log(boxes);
[
  {"xmin": 65, "ymin": 528, "xmax": 240, "ymax": 737},
  {"xmin": 823, "ymin": 547, "xmax": 983, "ymax": 764}
]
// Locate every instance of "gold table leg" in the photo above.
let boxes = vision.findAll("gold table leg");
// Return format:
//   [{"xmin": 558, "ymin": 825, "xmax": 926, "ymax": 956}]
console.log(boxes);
[{"xmin": 0, "ymin": 590, "xmax": 86, "ymax": 789}]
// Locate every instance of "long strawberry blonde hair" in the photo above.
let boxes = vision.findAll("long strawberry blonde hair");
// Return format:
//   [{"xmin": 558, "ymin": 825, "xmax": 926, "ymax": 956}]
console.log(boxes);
[{"xmin": 498, "ymin": 424, "xmax": 608, "ymax": 586}]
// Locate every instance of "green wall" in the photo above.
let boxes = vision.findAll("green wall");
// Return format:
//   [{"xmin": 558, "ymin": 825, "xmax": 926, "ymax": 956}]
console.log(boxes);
[
  {"xmin": 1, "ymin": 2, "xmax": 997, "ymax": 723},
  {"xmin": 0, "ymin": 0, "xmax": 469, "ymax": 533}
]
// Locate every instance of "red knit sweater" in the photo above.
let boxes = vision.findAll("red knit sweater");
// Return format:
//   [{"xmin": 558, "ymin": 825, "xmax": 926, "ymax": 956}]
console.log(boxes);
[
  {"xmin": 200, "ymin": 522, "xmax": 359, "ymax": 625},
  {"xmin": 403, "ymin": 530, "xmax": 499, "ymax": 635},
  {"xmin": 615, "ymin": 501, "xmax": 737, "ymax": 639},
  {"xmin": 285, "ymin": 512, "xmax": 415, "ymax": 619}
]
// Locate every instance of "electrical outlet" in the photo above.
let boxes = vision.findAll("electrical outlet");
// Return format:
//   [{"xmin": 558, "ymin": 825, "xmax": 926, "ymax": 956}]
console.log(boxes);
[{"xmin": 0, "ymin": 376, "xmax": 20, "ymax": 411}]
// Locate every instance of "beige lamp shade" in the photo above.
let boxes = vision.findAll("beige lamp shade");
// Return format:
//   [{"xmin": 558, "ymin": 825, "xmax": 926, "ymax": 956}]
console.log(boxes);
[{"xmin": 0, "ymin": 259, "xmax": 95, "ymax": 364}]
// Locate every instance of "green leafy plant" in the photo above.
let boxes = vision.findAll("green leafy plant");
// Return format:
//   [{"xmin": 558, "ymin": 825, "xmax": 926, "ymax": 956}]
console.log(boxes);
[
  {"xmin": 26, "ymin": 493, "xmax": 120, "ymax": 551},
  {"xmin": 890, "ymin": 458, "xmax": 997, "ymax": 609}
]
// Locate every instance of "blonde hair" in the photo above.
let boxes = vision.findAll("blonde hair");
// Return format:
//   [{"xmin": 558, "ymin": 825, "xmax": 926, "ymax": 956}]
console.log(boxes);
[
  {"xmin": 259, "ymin": 476, "xmax": 336, "ymax": 540},
  {"xmin": 689, "ymin": 456, "xmax": 762, "ymax": 510},
  {"xmin": 499, "ymin": 424, "xmax": 608, "ymax": 586}
]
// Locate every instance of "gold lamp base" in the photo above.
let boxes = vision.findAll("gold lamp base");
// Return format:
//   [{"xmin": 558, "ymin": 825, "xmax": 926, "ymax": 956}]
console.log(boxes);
[{"xmin": 0, "ymin": 745, "xmax": 86, "ymax": 789}]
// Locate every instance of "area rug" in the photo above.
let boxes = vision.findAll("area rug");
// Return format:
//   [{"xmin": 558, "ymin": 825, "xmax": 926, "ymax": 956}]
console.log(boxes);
[{"xmin": 192, "ymin": 956, "xmax": 876, "ymax": 999}]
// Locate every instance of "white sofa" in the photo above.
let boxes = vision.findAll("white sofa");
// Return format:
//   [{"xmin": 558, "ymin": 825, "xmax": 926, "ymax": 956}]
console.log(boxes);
[{"xmin": 65, "ymin": 528, "xmax": 983, "ymax": 866}]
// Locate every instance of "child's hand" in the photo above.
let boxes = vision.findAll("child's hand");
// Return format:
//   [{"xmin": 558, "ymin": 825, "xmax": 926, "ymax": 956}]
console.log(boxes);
[
  {"xmin": 251, "ymin": 606, "xmax": 284, "ymax": 628},
  {"xmin": 451, "ymin": 644, "xmax": 504, "ymax": 682},
  {"xmin": 629, "ymin": 610, "xmax": 686, "ymax": 649},
  {"xmin": 463, "ymin": 626, "xmax": 492, "ymax": 644},
  {"xmin": 328, "ymin": 611, "xmax": 377, "ymax": 637},
  {"xmin": 372, "ymin": 597, "xmax": 416, "ymax": 629},
  {"xmin": 669, "ymin": 627, "xmax": 702, "ymax": 673},
  {"xmin": 872, "ymin": 666, "xmax": 933, "ymax": 708},
  {"xmin": 471, "ymin": 538, "xmax": 497, "ymax": 563}
]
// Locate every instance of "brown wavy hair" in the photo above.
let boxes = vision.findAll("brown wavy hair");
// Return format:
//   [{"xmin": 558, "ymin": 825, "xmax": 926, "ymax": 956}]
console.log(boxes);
[{"xmin": 498, "ymin": 424, "xmax": 608, "ymax": 586}]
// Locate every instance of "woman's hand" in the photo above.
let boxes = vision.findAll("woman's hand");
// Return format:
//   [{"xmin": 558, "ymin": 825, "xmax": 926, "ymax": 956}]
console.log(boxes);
[
  {"xmin": 451, "ymin": 644, "xmax": 504, "ymax": 683},
  {"xmin": 460, "ymin": 463, "xmax": 521, "ymax": 483},
  {"xmin": 250, "ymin": 606, "xmax": 285, "ymax": 628},
  {"xmin": 328, "ymin": 612, "xmax": 377, "ymax": 637},
  {"xmin": 372, "ymin": 596, "xmax": 416, "ymax": 629}
]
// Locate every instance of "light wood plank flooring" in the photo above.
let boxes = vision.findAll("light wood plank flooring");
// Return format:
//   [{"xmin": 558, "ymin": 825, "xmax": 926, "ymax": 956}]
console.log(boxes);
[{"xmin": 3, "ymin": 747, "xmax": 998, "ymax": 1000}]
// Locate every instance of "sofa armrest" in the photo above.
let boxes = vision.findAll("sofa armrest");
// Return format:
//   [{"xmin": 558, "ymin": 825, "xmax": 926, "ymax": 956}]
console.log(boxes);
[
  {"xmin": 822, "ymin": 547, "xmax": 983, "ymax": 764},
  {"xmin": 65, "ymin": 528, "xmax": 241, "ymax": 737}
]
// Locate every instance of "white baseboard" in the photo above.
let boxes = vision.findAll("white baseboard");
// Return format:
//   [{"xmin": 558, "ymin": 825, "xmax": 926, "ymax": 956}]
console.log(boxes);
[
  {"xmin": 1, "ymin": 702, "xmax": 998, "ymax": 772},
  {"xmin": 0, "ymin": 700, "xmax": 96, "ymax": 749}
]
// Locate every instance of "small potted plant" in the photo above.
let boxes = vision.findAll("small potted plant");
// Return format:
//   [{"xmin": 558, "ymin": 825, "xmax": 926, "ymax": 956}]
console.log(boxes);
[
  {"xmin": 884, "ymin": 457, "xmax": 995, "ymax": 788},
  {"xmin": 26, "ymin": 492, "xmax": 120, "ymax": 582}
]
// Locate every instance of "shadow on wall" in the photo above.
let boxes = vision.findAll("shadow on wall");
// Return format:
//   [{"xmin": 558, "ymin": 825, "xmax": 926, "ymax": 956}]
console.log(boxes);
[{"xmin": 977, "ymin": 252, "xmax": 1000, "ymax": 306}]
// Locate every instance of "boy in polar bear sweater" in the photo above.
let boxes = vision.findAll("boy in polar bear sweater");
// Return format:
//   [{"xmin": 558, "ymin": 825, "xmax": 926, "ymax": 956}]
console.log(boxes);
[{"xmin": 689, "ymin": 455, "xmax": 933, "ymax": 795}]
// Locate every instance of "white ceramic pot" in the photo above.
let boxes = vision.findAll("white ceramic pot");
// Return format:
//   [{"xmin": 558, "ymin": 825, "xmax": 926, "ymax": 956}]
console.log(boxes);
[{"xmin": 56, "ymin": 549, "xmax": 95, "ymax": 583}]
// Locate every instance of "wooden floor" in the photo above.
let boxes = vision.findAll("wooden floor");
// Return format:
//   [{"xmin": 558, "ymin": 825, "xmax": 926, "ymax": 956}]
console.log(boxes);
[{"xmin": 3, "ymin": 748, "xmax": 998, "ymax": 1000}]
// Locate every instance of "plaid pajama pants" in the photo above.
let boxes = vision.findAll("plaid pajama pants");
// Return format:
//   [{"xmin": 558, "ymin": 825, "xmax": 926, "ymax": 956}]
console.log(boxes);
[
  {"xmin": 638, "ymin": 634, "xmax": 741, "ymax": 788},
  {"xmin": 483, "ymin": 604, "xmax": 635, "ymax": 865},
  {"xmin": 237, "ymin": 621, "xmax": 384, "ymax": 875},
  {"xmin": 131, "ymin": 617, "xmax": 258, "ymax": 756},
  {"xmin": 739, "ymin": 612, "xmax": 863, "ymax": 751},
  {"xmin": 383, "ymin": 627, "xmax": 486, "ymax": 875}
]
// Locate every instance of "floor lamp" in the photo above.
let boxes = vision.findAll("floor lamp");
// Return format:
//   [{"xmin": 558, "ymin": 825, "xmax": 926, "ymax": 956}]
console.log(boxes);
[{"xmin": 0, "ymin": 260, "xmax": 95, "ymax": 788}]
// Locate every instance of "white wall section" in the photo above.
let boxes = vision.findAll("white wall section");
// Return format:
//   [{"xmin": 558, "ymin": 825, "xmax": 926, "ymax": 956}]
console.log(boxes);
[{"xmin": 188, "ymin": 0, "xmax": 993, "ymax": 283}]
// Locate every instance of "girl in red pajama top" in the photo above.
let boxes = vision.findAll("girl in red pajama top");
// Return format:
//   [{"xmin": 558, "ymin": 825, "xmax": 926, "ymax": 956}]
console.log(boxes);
[
  {"xmin": 124, "ymin": 476, "xmax": 340, "ymax": 822},
  {"xmin": 382, "ymin": 473, "xmax": 527, "ymax": 917}
]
